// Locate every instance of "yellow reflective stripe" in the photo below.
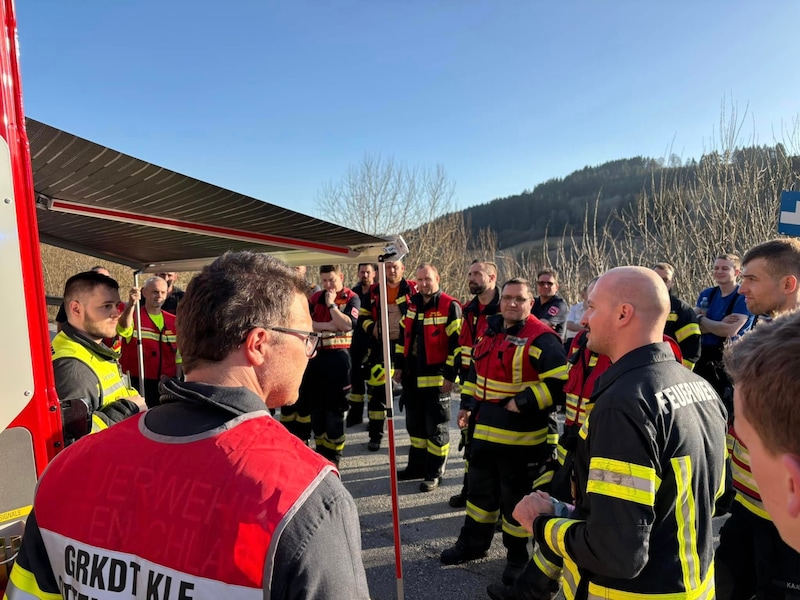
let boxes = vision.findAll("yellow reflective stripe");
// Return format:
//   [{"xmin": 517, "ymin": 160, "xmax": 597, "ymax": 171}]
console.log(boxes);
[
  {"xmin": 565, "ymin": 395, "xmax": 579, "ymax": 421},
  {"xmin": 462, "ymin": 380, "xmax": 476, "ymax": 395},
  {"xmin": 579, "ymin": 415, "xmax": 590, "ymax": 440},
  {"xmin": 461, "ymin": 346, "xmax": 473, "ymax": 359},
  {"xmin": 667, "ymin": 312, "xmax": 678, "ymax": 322},
  {"xmin": 528, "ymin": 344, "xmax": 543, "ymax": 360},
  {"xmin": 543, "ymin": 517, "xmax": 576, "ymax": 558},
  {"xmin": 361, "ymin": 318, "xmax": 374, "ymax": 333},
  {"xmin": 316, "ymin": 435, "xmax": 346, "ymax": 452},
  {"xmin": 587, "ymin": 457, "xmax": 660, "ymax": 506},
  {"xmin": 409, "ymin": 436, "xmax": 427, "ymax": 449},
  {"xmin": 6, "ymin": 563, "xmax": 63, "ymax": 600},
  {"xmin": 562, "ymin": 558, "xmax": 580, "ymax": 600},
  {"xmin": 588, "ymin": 355, "xmax": 598, "ymax": 367},
  {"xmin": 675, "ymin": 322, "xmax": 701, "ymax": 343},
  {"xmin": 586, "ymin": 563, "xmax": 715, "ymax": 599},
  {"xmin": 473, "ymin": 424, "xmax": 548, "ymax": 446},
  {"xmin": 91, "ymin": 413, "xmax": 109, "ymax": 433},
  {"xmin": 734, "ymin": 493, "xmax": 770, "ymax": 519},
  {"xmin": 531, "ymin": 381, "xmax": 553, "ymax": 410},
  {"xmin": 422, "ymin": 316, "xmax": 448, "ymax": 325},
  {"xmin": 279, "ymin": 412, "xmax": 295, "ymax": 423},
  {"xmin": 446, "ymin": 355, "xmax": 456, "ymax": 367},
  {"xmin": 512, "ymin": 344, "xmax": 525, "ymax": 386},
  {"xmin": 446, "ymin": 317, "xmax": 462, "ymax": 336},
  {"xmin": 539, "ymin": 364, "xmax": 569, "ymax": 381},
  {"xmin": 394, "ymin": 343, "xmax": 404, "ymax": 354},
  {"xmin": 682, "ymin": 359, "xmax": 696, "ymax": 370},
  {"xmin": 427, "ymin": 440, "xmax": 449, "ymax": 457},
  {"xmin": 672, "ymin": 456, "xmax": 700, "ymax": 591},
  {"xmin": 466, "ymin": 501, "xmax": 500, "ymax": 524},
  {"xmin": 474, "ymin": 375, "xmax": 528, "ymax": 394},
  {"xmin": 532, "ymin": 546, "xmax": 560, "ymax": 580},
  {"xmin": 533, "ymin": 469, "xmax": 554, "ymax": 490},
  {"xmin": 349, "ymin": 394, "xmax": 365, "ymax": 404},
  {"xmin": 417, "ymin": 375, "xmax": 444, "ymax": 388},
  {"xmin": 358, "ymin": 307, "xmax": 372, "ymax": 317},
  {"xmin": 368, "ymin": 410, "xmax": 386, "ymax": 420},
  {"xmin": 501, "ymin": 517, "xmax": 529, "ymax": 538},
  {"xmin": 557, "ymin": 444, "xmax": 568, "ymax": 465}
]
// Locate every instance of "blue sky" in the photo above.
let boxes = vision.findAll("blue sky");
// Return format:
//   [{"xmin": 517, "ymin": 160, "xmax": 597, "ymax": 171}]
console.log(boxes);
[{"xmin": 17, "ymin": 1, "xmax": 800, "ymax": 218}]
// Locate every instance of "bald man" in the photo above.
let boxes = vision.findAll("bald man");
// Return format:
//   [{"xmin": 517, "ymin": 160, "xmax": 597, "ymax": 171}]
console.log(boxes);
[{"xmin": 498, "ymin": 267, "xmax": 728, "ymax": 600}]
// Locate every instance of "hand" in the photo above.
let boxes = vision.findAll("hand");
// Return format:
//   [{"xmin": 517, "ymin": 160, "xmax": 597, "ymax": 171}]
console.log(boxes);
[
  {"xmin": 506, "ymin": 398, "xmax": 520, "ymax": 413},
  {"xmin": 694, "ymin": 306, "xmax": 707, "ymax": 317},
  {"xmin": 325, "ymin": 290, "xmax": 336, "ymax": 306},
  {"xmin": 129, "ymin": 395, "xmax": 148, "ymax": 412},
  {"xmin": 441, "ymin": 379, "xmax": 454, "ymax": 395},
  {"xmin": 513, "ymin": 491, "xmax": 555, "ymax": 534},
  {"xmin": 128, "ymin": 287, "xmax": 141, "ymax": 304},
  {"xmin": 457, "ymin": 409, "xmax": 471, "ymax": 429}
]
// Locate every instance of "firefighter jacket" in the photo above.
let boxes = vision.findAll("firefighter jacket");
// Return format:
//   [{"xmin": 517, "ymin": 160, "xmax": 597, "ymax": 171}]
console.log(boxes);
[
  {"xmin": 532, "ymin": 294, "xmax": 569, "ymax": 339},
  {"xmin": 51, "ymin": 323, "xmax": 141, "ymax": 433},
  {"xmin": 357, "ymin": 278, "xmax": 416, "ymax": 363},
  {"xmin": 309, "ymin": 287, "xmax": 360, "ymax": 351},
  {"xmin": 4, "ymin": 380, "xmax": 370, "ymax": 600},
  {"xmin": 727, "ymin": 426, "xmax": 770, "ymax": 520},
  {"xmin": 397, "ymin": 290, "xmax": 462, "ymax": 386},
  {"xmin": 460, "ymin": 314, "xmax": 567, "ymax": 460},
  {"xmin": 457, "ymin": 288, "xmax": 500, "ymax": 382},
  {"xmin": 665, "ymin": 293, "xmax": 701, "ymax": 370},
  {"xmin": 119, "ymin": 308, "xmax": 180, "ymax": 381},
  {"xmin": 533, "ymin": 343, "xmax": 727, "ymax": 599}
]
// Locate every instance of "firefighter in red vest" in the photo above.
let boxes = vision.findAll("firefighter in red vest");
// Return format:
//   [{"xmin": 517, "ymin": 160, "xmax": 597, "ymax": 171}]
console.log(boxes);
[
  {"xmin": 118, "ymin": 276, "xmax": 181, "ymax": 408},
  {"xmin": 5, "ymin": 252, "xmax": 369, "ymax": 599},
  {"xmin": 395, "ymin": 262, "xmax": 462, "ymax": 492},
  {"xmin": 282, "ymin": 265, "xmax": 360, "ymax": 466},
  {"xmin": 441, "ymin": 277, "xmax": 568, "ymax": 587}
]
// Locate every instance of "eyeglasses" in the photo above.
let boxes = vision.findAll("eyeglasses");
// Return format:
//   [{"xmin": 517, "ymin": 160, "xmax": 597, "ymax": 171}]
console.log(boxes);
[
  {"xmin": 536, "ymin": 281, "xmax": 555, "ymax": 287},
  {"xmin": 500, "ymin": 295, "xmax": 530, "ymax": 304},
  {"xmin": 247, "ymin": 325, "xmax": 322, "ymax": 357}
]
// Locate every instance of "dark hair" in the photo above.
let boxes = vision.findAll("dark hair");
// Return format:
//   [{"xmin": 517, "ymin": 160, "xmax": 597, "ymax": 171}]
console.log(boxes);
[
  {"xmin": 358, "ymin": 263, "xmax": 378, "ymax": 271},
  {"xmin": 471, "ymin": 259, "xmax": 498, "ymax": 276},
  {"xmin": 64, "ymin": 271, "xmax": 119, "ymax": 303},
  {"xmin": 319, "ymin": 264, "xmax": 342, "ymax": 274},
  {"xmin": 501, "ymin": 277, "xmax": 533, "ymax": 299},
  {"xmin": 537, "ymin": 268, "xmax": 558, "ymax": 283},
  {"xmin": 742, "ymin": 238, "xmax": 800, "ymax": 280},
  {"xmin": 177, "ymin": 252, "xmax": 307, "ymax": 374}
]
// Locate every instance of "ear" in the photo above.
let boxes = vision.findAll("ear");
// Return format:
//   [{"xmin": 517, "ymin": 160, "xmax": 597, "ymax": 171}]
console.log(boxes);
[
  {"xmin": 782, "ymin": 274, "xmax": 798, "ymax": 295},
  {"xmin": 785, "ymin": 454, "xmax": 800, "ymax": 519},
  {"xmin": 68, "ymin": 299, "xmax": 83, "ymax": 318},
  {"xmin": 618, "ymin": 302, "xmax": 634, "ymax": 324},
  {"xmin": 242, "ymin": 328, "xmax": 270, "ymax": 367}
]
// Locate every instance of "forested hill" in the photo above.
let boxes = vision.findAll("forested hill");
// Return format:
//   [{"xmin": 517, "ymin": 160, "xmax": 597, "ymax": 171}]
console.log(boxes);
[{"xmin": 462, "ymin": 156, "xmax": 672, "ymax": 249}]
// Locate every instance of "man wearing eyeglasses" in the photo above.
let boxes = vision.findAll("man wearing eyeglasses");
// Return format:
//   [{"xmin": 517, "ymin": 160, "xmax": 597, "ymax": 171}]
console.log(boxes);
[
  {"xmin": 8, "ymin": 252, "xmax": 370, "ymax": 600},
  {"xmin": 281, "ymin": 265, "xmax": 360, "ymax": 467},
  {"xmin": 532, "ymin": 269, "xmax": 568, "ymax": 341},
  {"xmin": 441, "ymin": 277, "xmax": 567, "ymax": 588}
]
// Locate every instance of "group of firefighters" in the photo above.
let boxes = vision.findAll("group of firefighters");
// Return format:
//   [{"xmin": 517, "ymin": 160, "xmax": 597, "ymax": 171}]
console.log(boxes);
[
  {"xmin": 276, "ymin": 238, "xmax": 800, "ymax": 599},
  {"xmin": 15, "ymin": 236, "xmax": 800, "ymax": 599}
]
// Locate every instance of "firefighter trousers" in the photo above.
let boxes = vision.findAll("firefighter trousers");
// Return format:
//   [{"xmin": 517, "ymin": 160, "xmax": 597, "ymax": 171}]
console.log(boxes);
[
  {"xmin": 402, "ymin": 371, "xmax": 451, "ymax": 481},
  {"xmin": 457, "ymin": 441, "xmax": 545, "ymax": 564}
]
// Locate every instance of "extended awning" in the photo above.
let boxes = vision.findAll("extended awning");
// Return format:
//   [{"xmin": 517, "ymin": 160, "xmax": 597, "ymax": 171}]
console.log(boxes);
[{"xmin": 26, "ymin": 118, "xmax": 403, "ymax": 271}]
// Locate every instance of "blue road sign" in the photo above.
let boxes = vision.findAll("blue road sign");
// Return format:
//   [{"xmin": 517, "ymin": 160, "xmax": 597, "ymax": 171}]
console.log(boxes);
[{"xmin": 779, "ymin": 190, "xmax": 800, "ymax": 237}]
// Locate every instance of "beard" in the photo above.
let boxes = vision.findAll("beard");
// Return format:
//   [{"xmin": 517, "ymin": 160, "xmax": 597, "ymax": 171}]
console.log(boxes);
[
  {"xmin": 469, "ymin": 282, "xmax": 486, "ymax": 295},
  {"xmin": 83, "ymin": 317, "xmax": 117, "ymax": 341}
]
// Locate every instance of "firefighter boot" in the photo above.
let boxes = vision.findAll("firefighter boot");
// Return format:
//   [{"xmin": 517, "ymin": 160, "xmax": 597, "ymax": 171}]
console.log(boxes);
[{"xmin": 486, "ymin": 560, "xmax": 559, "ymax": 600}]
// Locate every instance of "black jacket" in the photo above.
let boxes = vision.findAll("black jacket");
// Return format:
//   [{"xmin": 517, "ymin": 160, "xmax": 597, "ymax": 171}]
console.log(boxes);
[{"xmin": 534, "ymin": 343, "xmax": 727, "ymax": 597}]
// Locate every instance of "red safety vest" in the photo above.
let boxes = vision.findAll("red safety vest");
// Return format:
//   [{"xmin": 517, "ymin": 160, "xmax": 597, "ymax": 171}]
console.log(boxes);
[
  {"xmin": 471, "ymin": 315, "xmax": 556, "ymax": 403},
  {"xmin": 402, "ymin": 292, "xmax": 459, "ymax": 365},
  {"xmin": 33, "ymin": 412, "xmax": 333, "ymax": 596},
  {"xmin": 119, "ymin": 308, "xmax": 179, "ymax": 380},
  {"xmin": 310, "ymin": 288, "xmax": 359, "ymax": 350}
]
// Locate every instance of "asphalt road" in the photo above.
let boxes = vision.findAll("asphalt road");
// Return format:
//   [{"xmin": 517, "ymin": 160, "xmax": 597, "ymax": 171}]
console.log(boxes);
[{"xmin": 338, "ymin": 398, "xmax": 727, "ymax": 600}]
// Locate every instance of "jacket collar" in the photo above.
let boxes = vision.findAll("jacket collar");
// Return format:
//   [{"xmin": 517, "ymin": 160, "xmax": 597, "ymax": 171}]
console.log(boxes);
[
  {"xmin": 592, "ymin": 342, "xmax": 674, "ymax": 399},
  {"xmin": 61, "ymin": 322, "xmax": 120, "ymax": 361}
]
